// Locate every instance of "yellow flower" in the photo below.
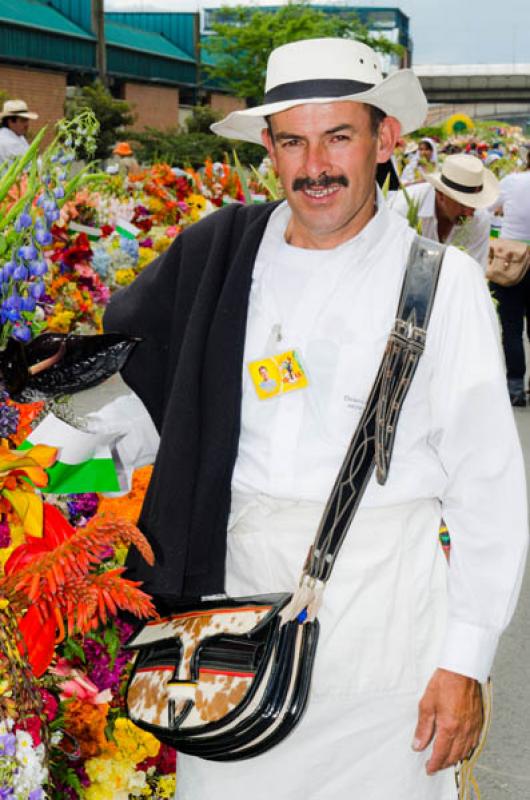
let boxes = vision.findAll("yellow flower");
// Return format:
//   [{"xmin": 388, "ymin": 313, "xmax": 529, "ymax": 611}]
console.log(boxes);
[
  {"xmin": 114, "ymin": 268, "xmax": 136, "ymax": 286},
  {"xmin": 138, "ymin": 247, "xmax": 157, "ymax": 268},
  {"xmin": 156, "ymin": 775, "xmax": 176, "ymax": 798},
  {"xmin": 47, "ymin": 305, "xmax": 76, "ymax": 333},
  {"xmin": 186, "ymin": 193, "xmax": 207, "ymax": 212},
  {"xmin": 110, "ymin": 718, "xmax": 160, "ymax": 764}
]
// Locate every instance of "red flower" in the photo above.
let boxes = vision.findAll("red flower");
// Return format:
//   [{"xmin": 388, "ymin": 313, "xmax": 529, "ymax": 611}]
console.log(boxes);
[{"xmin": 14, "ymin": 715, "xmax": 42, "ymax": 746}]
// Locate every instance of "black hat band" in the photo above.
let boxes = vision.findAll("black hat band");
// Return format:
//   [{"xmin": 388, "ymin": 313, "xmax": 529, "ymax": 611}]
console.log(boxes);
[
  {"xmin": 441, "ymin": 174, "xmax": 483, "ymax": 194},
  {"xmin": 264, "ymin": 78, "xmax": 375, "ymax": 105}
]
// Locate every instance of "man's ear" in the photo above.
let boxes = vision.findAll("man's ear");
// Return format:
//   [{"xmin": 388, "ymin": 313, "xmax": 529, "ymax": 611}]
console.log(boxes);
[
  {"xmin": 376, "ymin": 116, "xmax": 401, "ymax": 165},
  {"xmin": 261, "ymin": 127, "xmax": 277, "ymax": 166}
]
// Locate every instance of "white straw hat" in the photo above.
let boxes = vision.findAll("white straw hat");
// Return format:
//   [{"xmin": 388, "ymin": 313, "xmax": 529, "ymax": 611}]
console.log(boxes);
[
  {"xmin": 0, "ymin": 100, "xmax": 38, "ymax": 121},
  {"xmin": 425, "ymin": 154, "xmax": 499, "ymax": 209},
  {"xmin": 211, "ymin": 38, "xmax": 428, "ymax": 144}
]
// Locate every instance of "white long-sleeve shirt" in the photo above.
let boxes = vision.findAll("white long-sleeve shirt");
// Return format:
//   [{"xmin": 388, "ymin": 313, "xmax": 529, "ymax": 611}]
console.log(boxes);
[
  {"xmin": 231, "ymin": 198, "xmax": 528, "ymax": 682},
  {"xmin": 0, "ymin": 127, "xmax": 29, "ymax": 163},
  {"xmin": 390, "ymin": 181, "xmax": 491, "ymax": 271},
  {"xmin": 489, "ymin": 170, "xmax": 530, "ymax": 241}
]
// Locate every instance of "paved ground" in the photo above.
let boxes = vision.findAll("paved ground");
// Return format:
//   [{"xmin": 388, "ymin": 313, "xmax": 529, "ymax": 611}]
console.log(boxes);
[{"xmin": 474, "ymin": 408, "xmax": 530, "ymax": 799}]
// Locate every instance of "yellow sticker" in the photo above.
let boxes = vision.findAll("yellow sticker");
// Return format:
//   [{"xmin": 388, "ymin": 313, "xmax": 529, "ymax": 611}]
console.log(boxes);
[{"xmin": 248, "ymin": 350, "xmax": 308, "ymax": 400}]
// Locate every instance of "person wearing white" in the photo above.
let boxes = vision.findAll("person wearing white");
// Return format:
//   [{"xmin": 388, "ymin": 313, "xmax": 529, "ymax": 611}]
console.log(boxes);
[
  {"xmin": 103, "ymin": 37, "xmax": 528, "ymax": 800},
  {"xmin": 400, "ymin": 136, "xmax": 438, "ymax": 184},
  {"xmin": 0, "ymin": 99, "xmax": 38, "ymax": 164},
  {"xmin": 390, "ymin": 154, "xmax": 499, "ymax": 271},
  {"xmin": 487, "ymin": 152, "xmax": 530, "ymax": 404}
]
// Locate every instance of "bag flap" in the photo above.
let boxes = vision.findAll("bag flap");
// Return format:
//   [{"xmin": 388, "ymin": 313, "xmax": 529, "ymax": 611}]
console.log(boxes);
[{"xmin": 125, "ymin": 593, "xmax": 291, "ymax": 650}]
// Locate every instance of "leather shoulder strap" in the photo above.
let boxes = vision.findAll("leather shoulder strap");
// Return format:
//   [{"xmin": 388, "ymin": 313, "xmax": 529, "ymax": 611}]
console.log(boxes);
[{"xmin": 304, "ymin": 235, "xmax": 445, "ymax": 584}]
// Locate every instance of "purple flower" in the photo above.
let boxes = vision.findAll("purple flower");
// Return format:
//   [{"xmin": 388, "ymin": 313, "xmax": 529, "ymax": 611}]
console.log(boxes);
[
  {"xmin": 0, "ymin": 788, "xmax": 15, "ymax": 799},
  {"xmin": 139, "ymin": 237, "xmax": 153, "ymax": 248},
  {"xmin": 0, "ymin": 519, "xmax": 11, "ymax": 547},
  {"xmin": 29, "ymin": 789, "xmax": 44, "ymax": 800},
  {"xmin": 54, "ymin": 186, "xmax": 65, "ymax": 199},
  {"xmin": 18, "ymin": 243, "xmax": 38, "ymax": 261},
  {"xmin": 0, "ymin": 731, "xmax": 16, "ymax": 757}
]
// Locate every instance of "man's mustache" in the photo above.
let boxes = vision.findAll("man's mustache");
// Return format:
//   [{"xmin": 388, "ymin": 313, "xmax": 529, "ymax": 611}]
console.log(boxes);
[{"xmin": 292, "ymin": 174, "xmax": 349, "ymax": 192}]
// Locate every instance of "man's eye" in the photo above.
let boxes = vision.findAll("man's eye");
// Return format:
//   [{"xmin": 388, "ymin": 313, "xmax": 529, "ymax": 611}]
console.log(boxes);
[
  {"xmin": 330, "ymin": 134, "xmax": 350, "ymax": 143},
  {"xmin": 281, "ymin": 139, "xmax": 302, "ymax": 148}
]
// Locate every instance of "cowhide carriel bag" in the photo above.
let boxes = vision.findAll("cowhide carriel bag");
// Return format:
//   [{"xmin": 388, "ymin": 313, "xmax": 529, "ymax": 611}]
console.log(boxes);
[{"xmin": 125, "ymin": 235, "xmax": 445, "ymax": 761}]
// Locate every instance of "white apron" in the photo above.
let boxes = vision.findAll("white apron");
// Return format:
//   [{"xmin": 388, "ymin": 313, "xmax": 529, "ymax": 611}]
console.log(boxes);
[{"xmin": 176, "ymin": 494, "xmax": 457, "ymax": 800}]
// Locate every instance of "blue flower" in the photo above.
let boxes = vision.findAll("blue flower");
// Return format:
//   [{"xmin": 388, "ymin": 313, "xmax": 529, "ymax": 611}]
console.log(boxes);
[
  {"xmin": 35, "ymin": 227, "xmax": 52, "ymax": 246},
  {"xmin": 13, "ymin": 264, "xmax": 28, "ymax": 281},
  {"xmin": 18, "ymin": 243, "xmax": 38, "ymax": 261},
  {"xmin": 21, "ymin": 294, "xmax": 36, "ymax": 312},
  {"xmin": 15, "ymin": 210, "xmax": 32, "ymax": 231},
  {"xmin": 12, "ymin": 323, "xmax": 31, "ymax": 342},
  {"xmin": 54, "ymin": 186, "xmax": 65, "ymax": 199},
  {"xmin": 45, "ymin": 208, "xmax": 60, "ymax": 224},
  {"xmin": 2, "ymin": 259, "xmax": 15, "ymax": 277},
  {"xmin": 29, "ymin": 259, "xmax": 47, "ymax": 277},
  {"xmin": 30, "ymin": 280, "xmax": 45, "ymax": 299}
]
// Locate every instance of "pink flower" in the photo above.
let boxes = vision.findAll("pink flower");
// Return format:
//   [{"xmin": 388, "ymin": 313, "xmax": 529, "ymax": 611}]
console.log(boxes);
[
  {"xmin": 165, "ymin": 226, "xmax": 180, "ymax": 239},
  {"xmin": 40, "ymin": 689, "xmax": 59, "ymax": 721},
  {"xmin": 50, "ymin": 659, "xmax": 112, "ymax": 705}
]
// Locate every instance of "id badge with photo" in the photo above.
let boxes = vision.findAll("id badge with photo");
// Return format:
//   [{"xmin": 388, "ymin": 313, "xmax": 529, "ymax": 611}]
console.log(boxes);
[{"xmin": 247, "ymin": 349, "xmax": 308, "ymax": 400}]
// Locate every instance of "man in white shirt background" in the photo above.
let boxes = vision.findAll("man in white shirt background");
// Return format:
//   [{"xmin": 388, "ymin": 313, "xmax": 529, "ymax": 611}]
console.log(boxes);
[
  {"xmin": 104, "ymin": 37, "xmax": 528, "ymax": 800},
  {"xmin": 390, "ymin": 153, "xmax": 498, "ymax": 271},
  {"xmin": 0, "ymin": 99, "xmax": 38, "ymax": 164},
  {"xmin": 488, "ymin": 150, "xmax": 530, "ymax": 406}
]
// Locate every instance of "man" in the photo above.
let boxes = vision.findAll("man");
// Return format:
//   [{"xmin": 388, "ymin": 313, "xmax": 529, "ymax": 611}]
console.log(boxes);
[
  {"xmin": 488, "ymin": 149, "xmax": 530, "ymax": 405},
  {"xmin": 104, "ymin": 38, "xmax": 527, "ymax": 799},
  {"xmin": 0, "ymin": 99, "xmax": 38, "ymax": 163},
  {"xmin": 390, "ymin": 153, "xmax": 498, "ymax": 270}
]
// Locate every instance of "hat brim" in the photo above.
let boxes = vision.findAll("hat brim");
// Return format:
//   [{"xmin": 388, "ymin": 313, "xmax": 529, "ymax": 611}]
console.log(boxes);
[
  {"xmin": 425, "ymin": 168, "xmax": 499, "ymax": 209},
  {"xmin": 0, "ymin": 111, "xmax": 38, "ymax": 121},
  {"xmin": 211, "ymin": 69, "xmax": 427, "ymax": 144}
]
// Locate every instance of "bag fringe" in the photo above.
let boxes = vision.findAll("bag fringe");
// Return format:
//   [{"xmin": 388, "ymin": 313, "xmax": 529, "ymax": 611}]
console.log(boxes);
[{"xmin": 456, "ymin": 678, "xmax": 493, "ymax": 800}]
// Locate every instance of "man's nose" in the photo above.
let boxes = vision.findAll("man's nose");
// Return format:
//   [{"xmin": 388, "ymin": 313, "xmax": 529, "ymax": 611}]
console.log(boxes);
[{"xmin": 303, "ymin": 142, "xmax": 331, "ymax": 178}]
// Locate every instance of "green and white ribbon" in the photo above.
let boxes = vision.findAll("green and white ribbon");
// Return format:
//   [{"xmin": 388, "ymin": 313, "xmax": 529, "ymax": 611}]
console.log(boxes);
[
  {"xmin": 67, "ymin": 221, "xmax": 103, "ymax": 241},
  {"xmin": 19, "ymin": 413, "xmax": 121, "ymax": 494}
]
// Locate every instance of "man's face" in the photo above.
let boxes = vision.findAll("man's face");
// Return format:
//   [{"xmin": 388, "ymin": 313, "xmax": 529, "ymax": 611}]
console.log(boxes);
[
  {"xmin": 259, "ymin": 366, "xmax": 269, "ymax": 379},
  {"xmin": 261, "ymin": 101, "xmax": 399, "ymax": 249},
  {"xmin": 8, "ymin": 117, "xmax": 30, "ymax": 137},
  {"xmin": 436, "ymin": 191, "xmax": 475, "ymax": 225}
]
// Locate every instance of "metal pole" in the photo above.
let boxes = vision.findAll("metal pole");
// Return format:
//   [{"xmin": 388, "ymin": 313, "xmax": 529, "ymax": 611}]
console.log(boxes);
[{"xmin": 92, "ymin": 0, "xmax": 107, "ymax": 86}]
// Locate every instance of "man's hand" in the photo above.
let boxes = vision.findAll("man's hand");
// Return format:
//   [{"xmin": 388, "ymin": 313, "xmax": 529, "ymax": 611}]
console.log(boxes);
[{"xmin": 412, "ymin": 668, "xmax": 483, "ymax": 775}]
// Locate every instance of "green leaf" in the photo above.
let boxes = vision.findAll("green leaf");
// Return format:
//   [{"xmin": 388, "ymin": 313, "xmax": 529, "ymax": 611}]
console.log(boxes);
[
  {"xmin": 0, "ymin": 235, "xmax": 6, "ymax": 256},
  {"xmin": 232, "ymin": 150, "xmax": 252, "ymax": 204},
  {"xmin": 61, "ymin": 637, "xmax": 86, "ymax": 663}
]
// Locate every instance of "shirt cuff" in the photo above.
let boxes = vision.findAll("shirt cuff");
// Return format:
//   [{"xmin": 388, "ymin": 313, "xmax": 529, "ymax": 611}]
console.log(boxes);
[{"xmin": 437, "ymin": 618, "xmax": 500, "ymax": 683}]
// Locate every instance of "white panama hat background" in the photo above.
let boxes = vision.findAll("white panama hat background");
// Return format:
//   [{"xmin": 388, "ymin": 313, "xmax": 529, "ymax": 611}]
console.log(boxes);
[
  {"xmin": 0, "ymin": 99, "xmax": 38, "ymax": 121},
  {"xmin": 211, "ymin": 37, "xmax": 428, "ymax": 144},
  {"xmin": 425, "ymin": 153, "xmax": 499, "ymax": 209}
]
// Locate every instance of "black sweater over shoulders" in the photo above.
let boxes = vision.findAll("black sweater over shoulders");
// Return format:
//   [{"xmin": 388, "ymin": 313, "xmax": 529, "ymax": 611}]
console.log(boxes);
[{"xmin": 103, "ymin": 201, "xmax": 279, "ymax": 600}]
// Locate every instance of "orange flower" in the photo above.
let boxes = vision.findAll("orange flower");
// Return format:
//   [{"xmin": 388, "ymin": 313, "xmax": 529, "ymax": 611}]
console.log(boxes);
[
  {"xmin": 98, "ymin": 465, "xmax": 153, "ymax": 523},
  {"xmin": 64, "ymin": 699, "xmax": 110, "ymax": 759}
]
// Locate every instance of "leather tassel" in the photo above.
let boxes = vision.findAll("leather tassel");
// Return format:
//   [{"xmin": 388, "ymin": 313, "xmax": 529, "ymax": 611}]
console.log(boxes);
[{"xmin": 280, "ymin": 574, "xmax": 326, "ymax": 625}]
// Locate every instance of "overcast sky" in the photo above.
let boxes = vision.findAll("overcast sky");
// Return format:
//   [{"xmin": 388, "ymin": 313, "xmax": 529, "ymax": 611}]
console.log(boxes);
[{"xmin": 105, "ymin": 0, "xmax": 530, "ymax": 66}]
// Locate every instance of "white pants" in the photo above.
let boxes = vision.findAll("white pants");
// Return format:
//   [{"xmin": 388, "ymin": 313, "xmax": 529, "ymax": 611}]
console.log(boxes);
[{"xmin": 176, "ymin": 495, "xmax": 457, "ymax": 800}]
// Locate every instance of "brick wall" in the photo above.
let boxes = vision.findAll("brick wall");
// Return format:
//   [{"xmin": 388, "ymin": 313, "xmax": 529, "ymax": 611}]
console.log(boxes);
[
  {"xmin": 209, "ymin": 92, "xmax": 246, "ymax": 115},
  {"xmin": 123, "ymin": 83, "xmax": 179, "ymax": 130},
  {"xmin": 0, "ymin": 65, "xmax": 66, "ymax": 144}
]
